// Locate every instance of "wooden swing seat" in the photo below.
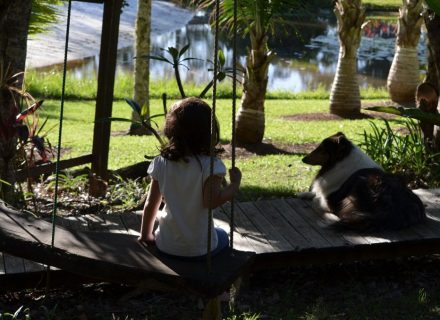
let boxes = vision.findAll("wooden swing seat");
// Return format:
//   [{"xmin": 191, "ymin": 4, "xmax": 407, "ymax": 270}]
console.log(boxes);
[{"xmin": 0, "ymin": 201, "xmax": 254, "ymax": 298}]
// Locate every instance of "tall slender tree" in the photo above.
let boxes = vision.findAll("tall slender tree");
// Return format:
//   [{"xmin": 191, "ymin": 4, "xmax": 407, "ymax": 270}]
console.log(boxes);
[
  {"xmin": 0, "ymin": 0, "xmax": 32, "ymax": 203},
  {"xmin": 329, "ymin": 0, "xmax": 365, "ymax": 117},
  {"xmin": 387, "ymin": 0, "xmax": 424, "ymax": 105},
  {"xmin": 130, "ymin": 0, "xmax": 152, "ymax": 135}
]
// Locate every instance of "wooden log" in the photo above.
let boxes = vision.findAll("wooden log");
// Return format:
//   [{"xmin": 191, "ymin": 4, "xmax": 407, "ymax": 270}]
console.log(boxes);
[{"xmin": 15, "ymin": 154, "xmax": 93, "ymax": 182}]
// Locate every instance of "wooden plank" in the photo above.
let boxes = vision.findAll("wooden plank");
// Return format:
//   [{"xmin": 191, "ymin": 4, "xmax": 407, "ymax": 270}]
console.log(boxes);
[
  {"xmin": 0, "ymin": 204, "xmax": 254, "ymax": 298},
  {"xmin": 3, "ymin": 254, "xmax": 25, "ymax": 274},
  {"xmin": 65, "ymin": 216, "xmax": 88, "ymax": 231},
  {"xmin": 15, "ymin": 154, "xmax": 93, "ymax": 182},
  {"xmin": 215, "ymin": 207, "xmax": 256, "ymax": 253},
  {"xmin": 237, "ymin": 202, "xmax": 292, "ymax": 252},
  {"xmin": 297, "ymin": 198, "xmax": 373, "ymax": 245},
  {"xmin": 252, "ymin": 199, "xmax": 311, "ymax": 249},
  {"xmin": 285, "ymin": 198, "xmax": 355, "ymax": 246},
  {"xmin": 271, "ymin": 198, "xmax": 341, "ymax": 248},
  {"xmin": 23, "ymin": 259, "xmax": 45, "ymax": 272},
  {"xmin": 221, "ymin": 204, "xmax": 273, "ymax": 254},
  {"xmin": 0, "ymin": 253, "xmax": 5, "ymax": 274},
  {"xmin": 100, "ymin": 214, "xmax": 128, "ymax": 233},
  {"xmin": 119, "ymin": 212, "xmax": 141, "ymax": 235}
]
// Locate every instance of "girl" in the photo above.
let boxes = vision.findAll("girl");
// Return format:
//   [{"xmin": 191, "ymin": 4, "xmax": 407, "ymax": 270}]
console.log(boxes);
[{"xmin": 138, "ymin": 97, "xmax": 241, "ymax": 258}]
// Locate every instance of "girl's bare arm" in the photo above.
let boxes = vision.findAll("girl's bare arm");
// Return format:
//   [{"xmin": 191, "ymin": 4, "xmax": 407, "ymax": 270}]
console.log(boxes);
[
  {"xmin": 139, "ymin": 179, "xmax": 162, "ymax": 243},
  {"xmin": 203, "ymin": 167, "xmax": 241, "ymax": 209}
]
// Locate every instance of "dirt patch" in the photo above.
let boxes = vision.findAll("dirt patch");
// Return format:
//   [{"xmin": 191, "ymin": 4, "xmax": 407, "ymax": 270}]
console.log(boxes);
[
  {"xmin": 221, "ymin": 141, "xmax": 317, "ymax": 159},
  {"xmin": 283, "ymin": 110, "xmax": 398, "ymax": 121},
  {"xmin": 284, "ymin": 101, "xmax": 399, "ymax": 121}
]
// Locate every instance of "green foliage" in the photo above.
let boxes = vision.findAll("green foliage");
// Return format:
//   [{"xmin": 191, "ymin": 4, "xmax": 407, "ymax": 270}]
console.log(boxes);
[
  {"xmin": 46, "ymin": 173, "xmax": 89, "ymax": 195},
  {"xmin": 425, "ymin": 0, "xmax": 440, "ymax": 15},
  {"xmin": 0, "ymin": 306, "xmax": 30, "ymax": 320},
  {"xmin": 30, "ymin": 0, "xmax": 61, "ymax": 35},
  {"xmin": 366, "ymin": 105, "xmax": 440, "ymax": 126},
  {"xmin": 200, "ymin": 0, "xmax": 306, "ymax": 37},
  {"xmin": 107, "ymin": 175, "xmax": 150, "ymax": 210},
  {"xmin": 141, "ymin": 44, "xmax": 239, "ymax": 100},
  {"xmin": 360, "ymin": 119, "xmax": 440, "ymax": 187}
]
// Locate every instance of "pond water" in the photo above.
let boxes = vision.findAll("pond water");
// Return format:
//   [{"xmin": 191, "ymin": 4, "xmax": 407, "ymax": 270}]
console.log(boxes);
[{"xmin": 64, "ymin": 14, "xmax": 428, "ymax": 93}]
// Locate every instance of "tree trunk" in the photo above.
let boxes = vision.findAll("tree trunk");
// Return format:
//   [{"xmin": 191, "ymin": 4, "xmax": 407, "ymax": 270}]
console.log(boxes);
[
  {"xmin": 235, "ymin": 29, "xmax": 274, "ymax": 145},
  {"xmin": 329, "ymin": 0, "xmax": 365, "ymax": 117},
  {"xmin": 424, "ymin": 11, "xmax": 440, "ymax": 150},
  {"xmin": 424, "ymin": 10, "xmax": 440, "ymax": 92},
  {"xmin": 130, "ymin": 0, "xmax": 151, "ymax": 136},
  {"xmin": 0, "ymin": 0, "xmax": 32, "ymax": 203},
  {"xmin": 387, "ymin": 47, "xmax": 421, "ymax": 105},
  {"xmin": 387, "ymin": 0, "xmax": 423, "ymax": 105},
  {"xmin": 330, "ymin": 51, "xmax": 361, "ymax": 116}
]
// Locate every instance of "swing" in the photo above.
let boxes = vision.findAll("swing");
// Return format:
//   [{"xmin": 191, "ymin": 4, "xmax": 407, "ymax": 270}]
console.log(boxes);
[{"xmin": 0, "ymin": 0, "xmax": 254, "ymax": 303}]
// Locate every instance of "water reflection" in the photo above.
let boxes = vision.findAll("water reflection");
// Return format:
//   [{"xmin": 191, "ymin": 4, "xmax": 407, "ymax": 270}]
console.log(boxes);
[{"xmin": 57, "ymin": 17, "xmax": 427, "ymax": 93}]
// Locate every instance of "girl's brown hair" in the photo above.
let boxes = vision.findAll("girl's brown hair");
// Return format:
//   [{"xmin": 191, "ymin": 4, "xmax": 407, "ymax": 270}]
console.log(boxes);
[{"xmin": 160, "ymin": 97, "xmax": 223, "ymax": 161}]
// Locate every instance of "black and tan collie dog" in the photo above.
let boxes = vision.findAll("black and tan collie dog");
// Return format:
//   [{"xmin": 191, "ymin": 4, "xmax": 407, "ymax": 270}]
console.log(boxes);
[{"xmin": 301, "ymin": 132, "xmax": 426, "ymax": 231}]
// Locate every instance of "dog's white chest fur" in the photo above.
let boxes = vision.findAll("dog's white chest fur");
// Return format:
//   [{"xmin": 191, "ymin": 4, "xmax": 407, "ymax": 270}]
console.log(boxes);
[{"xmin": 311, "ymin": 146, "xmax": 381, "ymax": 210}]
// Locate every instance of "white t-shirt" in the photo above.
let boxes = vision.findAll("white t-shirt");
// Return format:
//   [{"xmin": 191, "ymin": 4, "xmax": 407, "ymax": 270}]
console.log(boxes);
[{"xmin": 148, "ymin": 155, "xmax": 227, "ymax": 257}]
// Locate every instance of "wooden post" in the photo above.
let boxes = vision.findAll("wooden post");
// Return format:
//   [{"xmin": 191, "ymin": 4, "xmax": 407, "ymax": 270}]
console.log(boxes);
[{"xmin": 91, "ymin": 0, "xmax": 123, "ymax": 180}]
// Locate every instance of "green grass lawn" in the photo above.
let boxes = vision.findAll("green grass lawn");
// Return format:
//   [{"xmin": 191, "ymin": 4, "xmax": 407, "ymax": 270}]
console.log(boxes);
[{"xmin": 39, "ymin": 98, "xmax": 400, "ymax": 200}]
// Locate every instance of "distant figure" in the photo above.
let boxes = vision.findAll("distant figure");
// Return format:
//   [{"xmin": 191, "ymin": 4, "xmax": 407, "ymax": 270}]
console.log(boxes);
[
  {"xmin": 138, "ymin": 97, "xmax": 241, "ymax": 258},
  {"xmin": 415, "ymin": 82, "xmax": 439, "ymax": 151}
]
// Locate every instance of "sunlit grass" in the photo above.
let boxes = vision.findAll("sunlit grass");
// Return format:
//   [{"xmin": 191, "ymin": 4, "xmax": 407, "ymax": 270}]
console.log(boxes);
[{"xmin": 38, "ymin": 98, "xmax": 399, "ymax": 200}]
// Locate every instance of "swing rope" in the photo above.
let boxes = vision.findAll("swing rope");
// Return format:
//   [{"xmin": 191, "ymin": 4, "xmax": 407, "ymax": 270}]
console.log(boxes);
[
  {"xmin": 229, "ymin": 0, "xmax": 238, "ymax": 250},
  {"xmin": 207, "ymin": 0, "xmax": 221, "ymax": 272},
  {"xmin": 49, "ymin": 0, "xmax": 71, "ymax": 256}
]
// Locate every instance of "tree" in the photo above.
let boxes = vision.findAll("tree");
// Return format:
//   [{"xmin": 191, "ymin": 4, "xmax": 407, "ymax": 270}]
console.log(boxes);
[
  {"xmin": 387, "ymin": 0, "xmax": 424, "ymax": 105},
  {"xmin": 130, "ymin": 0, "xmax": 152, "ymax": 135},
  {"xmin": 201, "ymin": 0, "xmax": 305, "ymax": 144},
  {"xmin": 0, "ymin": 0, "xmax": 32, "ymax": 203},
  {"xmin": 422, "ymin": 5, "xmax": 440, "ymax": 150},
  {"xmin": 329, "ymin": 0, "xmax": 366, "ymax": 117}
]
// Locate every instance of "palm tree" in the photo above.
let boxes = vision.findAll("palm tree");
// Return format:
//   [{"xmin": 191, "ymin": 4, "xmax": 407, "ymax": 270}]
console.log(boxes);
[
  {"xmin": 130, "ymin": 0, "xmax": 152, "ymax": 135},
  {"xmin": 0, "ymin": 0, "xmax": 32, "ymax": 203},
  {"xmin": 387, "ymin": 0, "xmax": 424, "ymax": 105},
  {"xmin": 200, "ymin": 0, "xmax": 305, "ymax": 144},
  {"xmin": 329, "ymin": 0, "xmax": 366, "ymax": 117}
]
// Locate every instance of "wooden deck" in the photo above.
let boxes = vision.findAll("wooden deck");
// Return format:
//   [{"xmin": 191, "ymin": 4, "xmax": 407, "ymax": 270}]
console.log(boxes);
[{"xmin": 1, "ymin": 189, "xmax": 440, "ymax": 283}]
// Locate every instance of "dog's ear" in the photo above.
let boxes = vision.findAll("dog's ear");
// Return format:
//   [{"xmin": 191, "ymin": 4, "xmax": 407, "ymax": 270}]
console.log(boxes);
[{"xmin": 335, "ymin": 132, "xmax": 347, "ymax": 144}]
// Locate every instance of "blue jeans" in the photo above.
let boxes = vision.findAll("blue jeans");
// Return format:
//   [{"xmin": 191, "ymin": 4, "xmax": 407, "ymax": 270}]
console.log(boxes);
[{"xmin": 158, "ymin": 227, "xmax": 229, "ymax": 261}]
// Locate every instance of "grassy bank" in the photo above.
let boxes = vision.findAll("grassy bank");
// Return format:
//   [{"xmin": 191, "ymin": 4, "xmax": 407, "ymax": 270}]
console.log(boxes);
[
  {"xmin": 25, "ymin": 69, "xmax": 390, "ymax": 101},
  {"xmin": 38, "ymin": 97, "xmax": 400, "ymax": 200}
]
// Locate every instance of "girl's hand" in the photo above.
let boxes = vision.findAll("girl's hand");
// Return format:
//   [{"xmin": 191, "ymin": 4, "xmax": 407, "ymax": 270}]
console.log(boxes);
[
  {"xmin": 229, "ymin": 167, "xmax": 242, "ymax": 190},
  {"xmin": 138, "ymin": 234, "xmax": 155, "ymax": 245}
]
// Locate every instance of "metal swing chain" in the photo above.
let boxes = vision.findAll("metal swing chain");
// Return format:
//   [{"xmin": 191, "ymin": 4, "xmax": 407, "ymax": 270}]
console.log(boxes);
[
  {"xmin": 230, "ymin": 0, "xmax": 238, "ymax": 250},
  {"xmin": 49, "ymin": 0, "xmax": 71, "ymax": 251},
  {"xmin": 207, "ymin": 0, "xmax": 221, "ymax": 272}
]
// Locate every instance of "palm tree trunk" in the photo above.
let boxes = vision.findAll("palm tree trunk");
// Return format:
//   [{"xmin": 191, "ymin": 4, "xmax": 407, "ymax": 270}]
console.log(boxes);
[
  {"xmin": 130, "ymin": 0, "xmax": 152, "ymax": 135},
  {"xmin": 235, "ymin": 30, "xmax": 274, "ymax": 145},
  {"xmin": 387, "ymin": 47, "xmax": 421, "ymax": 104},
  {"xmin": 330, "ymin": 51, "xmax": 361, "ymax": 116},
  {"xmin": 0, "ymin": 0, "xmax": 32, "ymax": 203},
  {"xmin": 424, "ymin": 11, "xmax": 440, "ymax": 150},
  {"xmin": 329, "ymin": 0, "xmax": 365, "ymax": 117},
  {"xmin": 387, "ymin": 0, "xmax": 423, "ymax": 105}
]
